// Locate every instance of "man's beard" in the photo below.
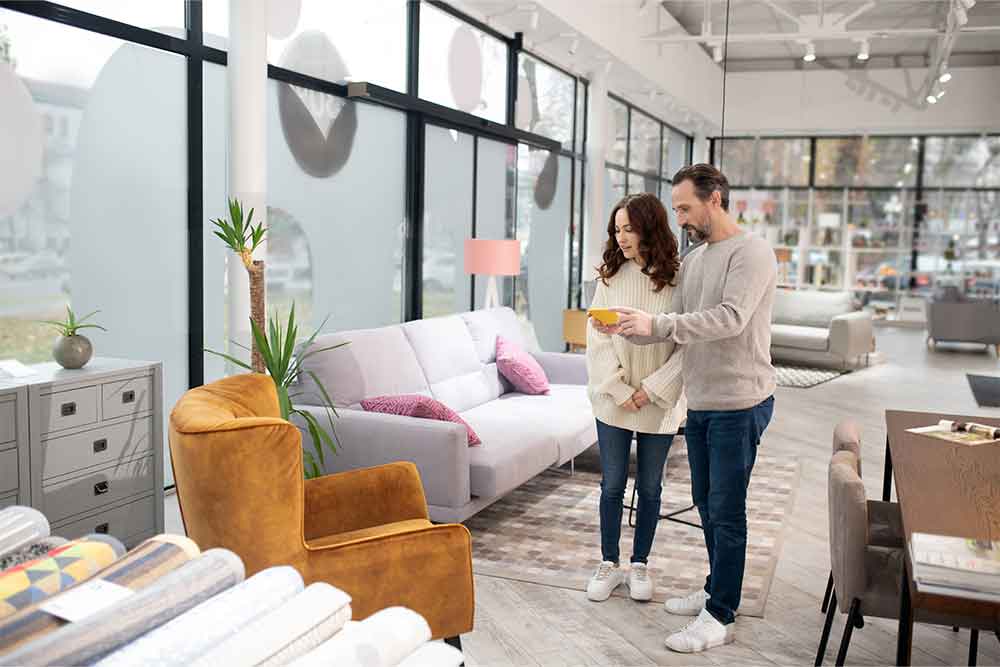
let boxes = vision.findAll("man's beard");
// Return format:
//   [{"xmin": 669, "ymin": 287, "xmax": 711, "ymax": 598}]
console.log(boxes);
[{"xmin": 684, "ymin": 216, "xmax": 710, "ymax": 243}]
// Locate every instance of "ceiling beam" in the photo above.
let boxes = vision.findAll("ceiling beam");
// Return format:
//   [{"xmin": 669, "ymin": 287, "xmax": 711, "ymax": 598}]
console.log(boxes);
[{"xmin": 642, "ymin": 25, "xmax": 1000, "ymax": 42}]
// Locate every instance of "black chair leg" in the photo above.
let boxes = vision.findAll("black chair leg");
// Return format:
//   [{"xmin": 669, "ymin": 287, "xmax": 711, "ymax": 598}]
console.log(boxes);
[
  {"xmin": 445, "ymin": 635, "xmax": 463, "ymax": 651},
  {"xmin": 821, "ymin": 572, "xmax": 833, "ymax": 613},
  {"xmin": 954, "ymin": 626, "xmax": 960, "ymax": 632},
  {"xmin": 815, "ymin": 589, "xmax": 837, "ymax": 666},
  {"xmin": 835, "ymin": 599, "xmax": 861, "ymax": 667},
  {"xmin": 968, "ymin": 629, "xmax": 978, "ymax": 666}
]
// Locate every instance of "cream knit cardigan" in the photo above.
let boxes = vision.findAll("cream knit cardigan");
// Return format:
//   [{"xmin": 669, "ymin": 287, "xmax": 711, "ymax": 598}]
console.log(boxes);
[{"xmin": 586, "ymin": 260, "xmax": 686, "ymax": 434}]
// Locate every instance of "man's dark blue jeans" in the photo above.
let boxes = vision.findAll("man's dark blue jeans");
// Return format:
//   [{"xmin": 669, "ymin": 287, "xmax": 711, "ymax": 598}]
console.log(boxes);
[{"xmin": 685, "ymin": 395, "xmax": 774, "ymax": 625}]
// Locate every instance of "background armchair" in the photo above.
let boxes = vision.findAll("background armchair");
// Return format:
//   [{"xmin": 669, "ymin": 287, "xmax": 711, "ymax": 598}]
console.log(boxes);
[
  {"xmin": 926, "ymin": 294, "xmax": 1000, "ymax": 354},
  {"xmin": 168, "ymin": 374, "xmax": 474, "ymax": 642}
]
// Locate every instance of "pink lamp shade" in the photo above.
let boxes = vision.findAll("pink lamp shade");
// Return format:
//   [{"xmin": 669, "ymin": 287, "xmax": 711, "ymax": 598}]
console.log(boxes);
[{"xmin": 464, "ymin": 239, "xmax": 521, "ymax": 276}]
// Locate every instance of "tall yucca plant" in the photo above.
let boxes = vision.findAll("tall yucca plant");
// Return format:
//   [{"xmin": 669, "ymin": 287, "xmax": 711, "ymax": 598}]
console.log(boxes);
[
  {"xmin": 206, "ymin": 303, "xmax": 347, "ymax": 479},
  {"xmin": 211, "ymin": 198, "xmax": 267, "ymax": 373}
]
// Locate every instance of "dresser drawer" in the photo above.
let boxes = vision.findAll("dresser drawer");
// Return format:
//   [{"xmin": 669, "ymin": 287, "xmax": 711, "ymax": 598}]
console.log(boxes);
[
  {"xmin": 0, "ymin": 494, "xmax": 16, "ymax": 510},
  {"xmin": 0, "ymin": 400, "xmax": 15, "ymax": 444},
  {"xmin": 0, "ymin": 448, "xmax": 17, "ymax": 494},
  {"xmin": 41, "ymin": 417, "xmax": 153, "ymax": 481},
  {"xmin": 102, "ymin": 376, "xmax": 153, "ymax": 421},
  {"xmin": 52, "ymin": 495, "xmax": 155, "ymax": 542},
  {"xmin": 40, "ymin": 455, "xmax": 154, "ymax": 523},
  {"xmin": 39, "ymin": 386, "xmax": 99, "ymax": 434}
]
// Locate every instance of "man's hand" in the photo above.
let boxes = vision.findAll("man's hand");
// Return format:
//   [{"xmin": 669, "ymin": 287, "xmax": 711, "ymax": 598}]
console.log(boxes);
[
  {"xmin": 631, "ymin": 388, "xmax": 650, "ymax": 409},
  {"xmin": 590, "ymin": 317, "xmax": 621, "ymax": 336},
  {"xmin": 613, "ymin": 307, "xmax": 654, "ymax": 337}
]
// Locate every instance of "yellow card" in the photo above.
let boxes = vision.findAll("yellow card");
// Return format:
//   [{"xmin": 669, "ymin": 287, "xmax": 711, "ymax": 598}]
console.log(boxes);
[{"xmin": 588, "ymin": 308, "xmax": 619, "ymax": 325}]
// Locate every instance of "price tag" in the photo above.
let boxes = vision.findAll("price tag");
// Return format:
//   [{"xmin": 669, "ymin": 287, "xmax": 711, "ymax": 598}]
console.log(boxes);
[{"xmin": 40, "ymin": 579, "xmax": 134, "ymax": 622}]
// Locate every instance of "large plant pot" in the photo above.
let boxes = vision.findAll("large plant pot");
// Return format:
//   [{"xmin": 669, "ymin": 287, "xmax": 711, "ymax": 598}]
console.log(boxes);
[{"xmin": 53, "ymin": 335, "xmax": 93, "ymax": 369}]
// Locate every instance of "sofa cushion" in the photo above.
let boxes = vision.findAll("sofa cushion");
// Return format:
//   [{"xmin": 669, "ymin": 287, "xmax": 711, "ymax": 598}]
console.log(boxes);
[
  {"xmin": 403, "ymin": 315, "xmax": 500, "ymax": 413},
  {"xmin": 496, "ymin": 336, "xmax": 550, "ymax": 395},
  {"xmin": 460, "ymin": 307, "xmax": 526, "ymax": 364},
  {"xmin": 771, "ymin": 323, "xmax": 830, "ymax": 352},
  {"xmin": 297, "ymin": 327, "xmax": 430, "ymax": 408},
  {"xmin": 773, "ymin": 289, "xmax": 852, "ymax": 328},
  {"xmin": 360, "ymin": 395, "xmax": 481, "ymax": 446}
]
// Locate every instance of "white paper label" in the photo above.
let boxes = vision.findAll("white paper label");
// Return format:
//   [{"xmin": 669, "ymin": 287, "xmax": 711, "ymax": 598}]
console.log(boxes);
[{"xmin": 40, "ymin": 579, "xmax": 134, "ymax": 622}]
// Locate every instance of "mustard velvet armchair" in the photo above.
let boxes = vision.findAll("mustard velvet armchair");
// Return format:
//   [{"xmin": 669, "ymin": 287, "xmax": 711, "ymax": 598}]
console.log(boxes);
[{"xmin": 168, "ymin": 373, "xmax": 474, "ymax": 642}]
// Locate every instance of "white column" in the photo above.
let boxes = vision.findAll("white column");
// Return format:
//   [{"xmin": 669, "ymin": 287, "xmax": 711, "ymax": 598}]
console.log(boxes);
[
  {"xmin": 584, "ymin": 67, "xmax": 608, "ymax": 283},
  {"xmin": 691, "ymin": 131, "xmax": 709, "ymax": 165},
  {"xmin": 227, "ymin": 0, "xmax": 268, "ymax": 364}
]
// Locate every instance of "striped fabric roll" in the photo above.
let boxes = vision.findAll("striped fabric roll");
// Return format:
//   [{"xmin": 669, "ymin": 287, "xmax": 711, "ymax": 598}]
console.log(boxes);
[
  {"xmin": 96, "ymin": 565, "xmax": 304, "ymax": 667},
  {"xmin": 0, "ymin": 537, "xmax": 68, "ymax": 573},
  {"xmin": 397, "ymin": 642, "xmax": 465, "ymax": 667},
  {"xmin": 0, "ymin": 533, "xmax": 200, "ymax": 655},
  {"xmin": 190, "ymin": 582, "xmax": 352, "ymax": 667},
  {"xmin": 288, "ymin": 607, "xmax": 432, "ymax": 667},
  {"xmin": 0, "ymin": 534, "xmax": 125, "ymax": 619},
  {"xmin": 1, "ymin": 547, "xmax": 245, "ymax": 666},
  {"xmin": 0, "ymin": 507, "xmax": 50, "ymax": 559}
]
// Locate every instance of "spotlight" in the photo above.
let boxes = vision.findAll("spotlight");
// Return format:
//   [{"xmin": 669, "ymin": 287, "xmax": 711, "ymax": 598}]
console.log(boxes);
[
  {"xmin": 857, "ymin": 39, "xmax": 870, "ymax": 61},
  {"xmin": 926, "ymin": 93, "xmax": 938, "ymax": 104},
  {"xmin": 639, "ymin": 0, "xmax": 652, "ymax": 16},
  {"xmin": 958, "ymin": 0, "xmax": 976, "ymax": 9},
  {"xmin": 568, "ymin": 36, "xmax": 579, "ymax": 55},
  {"xmin": 604, "ymin": 59, "xmax": 613, "ymax": 75},
  {"xmin": 939, "ymin": 64, "xmax": 952, "ymax": 83},
  {"xmin": 954, "ymin": 4, "xmax": 968, "ymax": 26},
  {"xmin": 803, "ymin": 42, "xmax": 816, "ymax": 62},
  {"xmin": 937, "ymin": 87, "xmax": 947, "ymax": 100},
  {"xmin": 713, "ymin": 45, "xmax": 723, "ymax": 63}
]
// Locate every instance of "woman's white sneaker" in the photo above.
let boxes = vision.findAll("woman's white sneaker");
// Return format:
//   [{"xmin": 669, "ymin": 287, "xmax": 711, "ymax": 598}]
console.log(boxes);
[
  {"xmin": 664, "ymin": 608, "xmax": 734, "ymax": 653},
  {"xmin": 664, "ymin": 588, "xmax": 709, "ymax": 615},
  {"xmin": 627, "ymin": 563, "xmax": 654, "ymax": 601},
  {"xmin": 586, "ymin": 561, "xmax": 625, "ymax": 601}
]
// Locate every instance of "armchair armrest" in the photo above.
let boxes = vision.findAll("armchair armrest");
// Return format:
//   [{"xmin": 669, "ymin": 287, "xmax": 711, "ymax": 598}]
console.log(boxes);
[
  {"xmin": 829, "ymin": 311, "xmax": 874, "ymax": 362},
  {"xmin": 532, "ymin": 351, "xmax": 587, "ymax": 385},
  {"xmin": 304, "ymin": 462, "xmax": 429, "ymax": 540},
  {"xmin": 291, "ymin": 405, "xmax": 471, "ymax": 511}
]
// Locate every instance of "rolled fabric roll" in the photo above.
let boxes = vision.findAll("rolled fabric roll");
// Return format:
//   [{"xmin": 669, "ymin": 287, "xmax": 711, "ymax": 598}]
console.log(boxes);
[
  {"xmin": 1, "ymin": 547, "xmax": 244, "ymax": 666},
  {"xmin": 288, "ymin": 607, "xmax": 432, "ymax": 667},
  {"xmin": 96, "ymin": 565, "xmax": 304, "ymax": 667},
  {"xmin": 0, "ymin": 534, "xmax": 200, "ymax": 655},
  {"xmin": 397, "ymin": 642, "xmax": 465, "ymax": 667},
  {"xmin": 190, "ymin": 582, "xmax": 352, "ymax": 667},
  {"xmin": 0, "ymin": 537, "xmax": 68, "ymax": 573},
  {"xmin": 0, "ymin": 507, "xmax": 50, "ymax": 559},
  {"xmin": 0, "ymin": 534, "xmax": 125, "ymax": 619}
]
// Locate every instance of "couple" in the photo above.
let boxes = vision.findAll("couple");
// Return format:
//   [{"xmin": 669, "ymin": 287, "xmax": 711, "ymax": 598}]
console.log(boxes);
[{"xmin": 584, "ymin": 164, "xmax": 777, "ymax": 654}]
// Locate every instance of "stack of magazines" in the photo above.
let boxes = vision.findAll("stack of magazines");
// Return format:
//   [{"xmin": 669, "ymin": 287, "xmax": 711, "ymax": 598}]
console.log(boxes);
[{"xmin": 910, "ymin": 533, "xmax": 1000, "ymax": 603}]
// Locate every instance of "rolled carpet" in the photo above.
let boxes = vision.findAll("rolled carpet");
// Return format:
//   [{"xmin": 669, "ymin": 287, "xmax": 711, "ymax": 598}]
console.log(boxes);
[
  {"xmin": 288, "ymin": 606, "xmax": 432, "ymax": 667},
  {"xmin": 96, "ymin": 565, "xmax": 304, "ymax": 667},
  {"xmin": 190, "ymin": 582, "xmax": 352, "ymax": 667},
  {"xmin": 397, "ymin": 642, "xmax": 465, "ymax": 667},
  {"xmin": 0, "ymin": 534, "xmax": 125, "ymax": 619},
  {"xmin": 0, "ymin": 507, "xmax": 50, "ymax": 559},
  {"xmin": 1, "ymin": 547, "xmax": 244, "ymax": 666},
  {"xmin": 0, "ymin": 537, "xmax": 68, "ymax": 573},
  {"xmin": 0, "ymin": 533, "xmax": 200, "ymax": 655}
]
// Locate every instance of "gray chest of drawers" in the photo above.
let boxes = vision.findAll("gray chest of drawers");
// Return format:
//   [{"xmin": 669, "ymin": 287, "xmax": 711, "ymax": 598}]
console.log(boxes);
[{"xmin": 0, "ymin": 358, "xmax": 164, "ymax": 547}]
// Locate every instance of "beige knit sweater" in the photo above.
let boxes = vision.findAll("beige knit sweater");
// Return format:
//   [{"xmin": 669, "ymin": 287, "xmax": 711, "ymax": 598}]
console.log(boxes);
[{"xmin": 586, "ymin": 260, "xmax": 686, "ymax": 434}]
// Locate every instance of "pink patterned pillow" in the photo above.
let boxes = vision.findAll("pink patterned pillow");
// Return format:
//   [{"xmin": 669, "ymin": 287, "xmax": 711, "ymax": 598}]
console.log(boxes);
[
  {"xmin": 360, "ymin": 395, "xmax": 481, "ymax": 446},
  {"xmin": 496, "ymin": 335, "xmax": 550, "ymax": 395}
]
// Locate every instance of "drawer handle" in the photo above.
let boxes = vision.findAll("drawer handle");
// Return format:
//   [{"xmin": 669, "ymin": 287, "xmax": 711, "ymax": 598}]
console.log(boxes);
[
  {"xmin": 93, "ymin": 439, "xmax": 108, "ymax": 453},
  {"xmin": 94, "ymin": 481, "xmax": 110, "ymax": 496},
  {"xmin": 95, "ymin": 522, "xmax": 109, "ymax": 534},
  {"xmin": 122, "ymin": 390, "xmax": 135, "ymax": 404},
  {"xmin": 60, "ymin": 402, "xmax": 77, "ymax": 417}
]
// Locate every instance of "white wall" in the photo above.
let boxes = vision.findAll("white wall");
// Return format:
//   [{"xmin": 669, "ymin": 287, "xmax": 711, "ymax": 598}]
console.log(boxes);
[{"xmin": 725, "ymin": 66, "xmax": 1000, "ymax": 135}]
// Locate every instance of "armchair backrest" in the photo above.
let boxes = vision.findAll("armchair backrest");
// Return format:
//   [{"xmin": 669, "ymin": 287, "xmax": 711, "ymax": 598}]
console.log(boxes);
[
  {"xmin": 169, "ymin": 374, "xmax": 305, "ymax": 576},
  {"xmin": 831, "ymin": 420, "xmax": 862, "ymax": 477},
  {"xmin": 828, "ymin": 450, "xmax": 867, "ymax": 610}
]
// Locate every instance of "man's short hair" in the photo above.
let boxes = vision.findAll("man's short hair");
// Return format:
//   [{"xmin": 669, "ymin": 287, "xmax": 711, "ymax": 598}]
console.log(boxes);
[{"xmin": 672, "ymin": 163, "xmax": 730, "ymax": 212}]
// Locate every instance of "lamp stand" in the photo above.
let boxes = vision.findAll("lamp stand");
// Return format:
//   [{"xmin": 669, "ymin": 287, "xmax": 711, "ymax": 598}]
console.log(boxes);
[{"xmin": 484, "ymin": 275, "xmax": 500, "ymax": 310}]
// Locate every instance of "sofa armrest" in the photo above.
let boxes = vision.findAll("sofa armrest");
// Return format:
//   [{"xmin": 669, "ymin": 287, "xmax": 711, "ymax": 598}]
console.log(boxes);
[
  {"xmin": 829, "ymin": 311, "xmax": 874, "ymax": 362},
  {"xmin": 291, "ymin": 406, "xmax": 471, "ymax": 511},
  {"xmin": 533, "ymin": 351, "xmax": 587, "ymax": 385},
  {"xmin": 303, "ymin": 461, "xmax": 429, "ymax": 539}
]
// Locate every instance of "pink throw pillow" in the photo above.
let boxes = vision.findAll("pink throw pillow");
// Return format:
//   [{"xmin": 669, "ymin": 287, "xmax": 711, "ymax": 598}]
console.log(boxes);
[
  {"xmin": 360, "ymin": 395, "xmax": 481, "ymax": 446},
  {"xmin": 496, "ymin": 335, "xmax": 550, "ymax": 395}
]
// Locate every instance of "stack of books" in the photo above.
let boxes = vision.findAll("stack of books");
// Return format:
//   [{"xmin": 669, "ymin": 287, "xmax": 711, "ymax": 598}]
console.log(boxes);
[{"xmin": 910, "ymin": 533, "xmax": 1000, "ymax": 603}]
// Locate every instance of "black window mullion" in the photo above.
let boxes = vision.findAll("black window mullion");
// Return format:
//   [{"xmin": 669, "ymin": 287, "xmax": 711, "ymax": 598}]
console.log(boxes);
[
  {"xmin": 186, "ymin": 0, "xmax": 203, "ymax": 389},
  {"xmin": 506, "ymin": 32, "xmax": 522, "ymax": 127},
  {"xmin": 470, "ymin": 136, "xmax": 478, "ymax": 311}
]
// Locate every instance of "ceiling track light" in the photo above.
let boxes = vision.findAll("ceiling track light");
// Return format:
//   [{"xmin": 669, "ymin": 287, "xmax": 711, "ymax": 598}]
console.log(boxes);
[
  {"xmin": 958, "ymin": 0, "xmax": 976, "ymax": 9},
  {"xmin": 638, "ymin": 0, "xmax": 652, "ymax": 16},
  {"xmin": 603, "ymin": 59, "xmax": 613, "ymax": 75},
  {"xmin": 939, "ymin": 64, "xmax": 952, "ymax": 83},
  {"xmin": 857, "ymin": 39, "xmax": 870, "ymax": 61},
  {"xmin": 528, "ymin": 10, "xmax": 539, "ymax": 30},
  {"xmin": 803, "ymin": 42, "xmax": 816, "ymax": 62},
  {"xmin": 568, "ymin": 36, "xmax": 579, "ymax": 55},
  {"xmin": 953, "ymin": 1, "xmax": 969, "ymax": 27},
  {"xmin": 713, "ymin": 45, "xmax": 723, "ymax": 63},
  {"xmin": 926, "ymin": 91, "xmax": 938, "ymax": 104}
]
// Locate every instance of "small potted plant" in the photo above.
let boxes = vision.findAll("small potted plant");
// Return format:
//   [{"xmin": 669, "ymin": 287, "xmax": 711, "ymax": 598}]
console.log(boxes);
[{"xmin": 41, "ymin": 307, "xmax": 106, "ymax": 369}]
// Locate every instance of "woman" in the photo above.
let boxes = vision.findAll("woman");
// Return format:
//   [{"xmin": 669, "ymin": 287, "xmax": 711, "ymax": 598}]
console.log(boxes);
[{"xmin": 585, "ymin": 192, "xmax": 685, "ymax": 603}]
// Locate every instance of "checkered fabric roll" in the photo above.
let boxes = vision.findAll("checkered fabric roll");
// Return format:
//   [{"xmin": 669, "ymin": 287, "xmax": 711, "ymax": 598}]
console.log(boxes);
[
  {"xmin": 0, "ymin": 507, "xmax": 50, "ymax": 559},
  {"xmin": 190, "ymin": 582, "xmax": 352, "ymax": 667},
  {"xmin": 0, "ymin": 534, "xmax": 125, "ymax": 619},
  {"xmin": 1, "ymin": 547, "xmax": 244, "ymax": 666},
  {"xmin": 0, "ymin": 537, "xmax": 68, "ymax": 573},
  {"xmin": 95, "ymin": 565, "xmax": 304, "ymax": 667},
  {"xmin": 288, "ymin": 607, "xmax": 432, "ymax": 667},
  {"xmin": 0, "ymin": 534, "xmax": 200, "ymax": 656}
]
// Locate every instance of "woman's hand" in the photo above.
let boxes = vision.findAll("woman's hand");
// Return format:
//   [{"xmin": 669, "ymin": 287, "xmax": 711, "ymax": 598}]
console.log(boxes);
[
  {"xmin": 590, "ymin": 317, "xmax": 621, "ymax": 336},
  {"xmin": 631, "ymin": 388, "xmax": 650, "ymax": 409},
  {"xmin": 620, "ymin": 396, "xmax": 640, "ymax": 412},
  {"xmin": 613, "ymin": 307, "xmax": 653, "ymax": 337}
]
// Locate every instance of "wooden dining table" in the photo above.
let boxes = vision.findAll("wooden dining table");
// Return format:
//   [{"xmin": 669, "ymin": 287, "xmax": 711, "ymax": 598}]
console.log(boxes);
[{"xmin": 885, "ymin": 410, "xmax": 1000, "ymax": 666}]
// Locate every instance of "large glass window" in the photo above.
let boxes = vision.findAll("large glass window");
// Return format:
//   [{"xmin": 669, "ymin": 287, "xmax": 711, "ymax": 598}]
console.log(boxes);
[
  {"xmin": 473, "ymin": 137, "xmax": 516, "ymax": 309},
  {"xmin": 757, "ymin": 138, "xmax": 810, "ymax": 187},
  {"xmin": 815, "ymin": 137, "xmax": 919, "ymax": 187},
  {"xmin": 515, "ymin": 53, "xmax": 574, "ymax": 150},
  {"xmin": 419, "ymin": 3, "xmax": 506, "ymax": 123},
  {"xmin": 607, "ymin": 97, "xmax": 628, "ymax": 167},
  {"xmin": 925, "ymin": 136, "xmax": 1000, "ymax": 188},
  {"xmin": 628, "ymin": 111, "xmax": 660, "ymax": 175},
  {"xmin": 714, "ymin": 137, "xmax": 755, "ymax": 186},
  {"xmin": 50, "ymin": 1, "xmax": 185, "ymax": 34}
]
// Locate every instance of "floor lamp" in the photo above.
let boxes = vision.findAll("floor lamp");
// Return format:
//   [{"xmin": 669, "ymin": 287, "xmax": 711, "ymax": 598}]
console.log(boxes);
[{"xmin": 464, "ymin": 239, "xmax": 521, "ymax": 309}]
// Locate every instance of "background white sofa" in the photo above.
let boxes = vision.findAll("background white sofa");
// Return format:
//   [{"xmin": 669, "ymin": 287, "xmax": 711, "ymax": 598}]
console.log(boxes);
[{"xmin": 770, "ymin": 289, "xmax": 875, "ymax": 369}]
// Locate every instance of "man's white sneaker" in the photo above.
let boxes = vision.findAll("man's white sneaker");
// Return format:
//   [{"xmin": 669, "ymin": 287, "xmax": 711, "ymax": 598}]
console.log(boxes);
[
  {"xmin": 627, "ymin": 563, "xmax": 654, "ymax": 601},
  {"xmin": 664, "ymin": 588, "xmax": 709, "ymax": 616},
  {"xmin": 664, "ymin": 608, "xmax": 734, "ymax": 653},
  {"xmin": 586, "ymin": 561, "xmax": 625, "ymax": 602}
]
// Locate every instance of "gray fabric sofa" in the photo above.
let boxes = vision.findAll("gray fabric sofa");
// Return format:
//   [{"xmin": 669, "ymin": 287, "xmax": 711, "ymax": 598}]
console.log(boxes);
[
  {"xmin": 926, "ymin": 293, "xmax": 1000, "ymax": 353},
  {"xmin": 770, "ymin": 290, "xmax": 874, "ymax": 369},
  {"xmin": 293, "ymin": 307, "xmax": 596, "ymax": 522}
]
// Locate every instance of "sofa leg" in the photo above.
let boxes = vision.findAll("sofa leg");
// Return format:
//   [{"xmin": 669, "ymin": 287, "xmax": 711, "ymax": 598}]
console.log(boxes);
[{"xmin": 445, "ymin": 635, "xmax": 463, "ymax": 651}]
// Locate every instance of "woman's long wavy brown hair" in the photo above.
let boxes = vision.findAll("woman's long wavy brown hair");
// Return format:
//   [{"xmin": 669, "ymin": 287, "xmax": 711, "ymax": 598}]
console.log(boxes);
[{"xmin": 597, "ymin": 193, "xmax": 679, "ymax": 292}]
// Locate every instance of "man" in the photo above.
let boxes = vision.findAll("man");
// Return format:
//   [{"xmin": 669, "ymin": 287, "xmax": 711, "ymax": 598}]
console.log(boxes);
[{"xmin": 595, "ymin": 163, "xmax": 776, "ymax": 654}]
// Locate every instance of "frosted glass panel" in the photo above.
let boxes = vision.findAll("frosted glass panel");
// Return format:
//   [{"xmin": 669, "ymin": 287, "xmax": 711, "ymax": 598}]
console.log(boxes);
[{"xmin": 474, "ymin": 137, "xmax": 516, "ymax": 309}]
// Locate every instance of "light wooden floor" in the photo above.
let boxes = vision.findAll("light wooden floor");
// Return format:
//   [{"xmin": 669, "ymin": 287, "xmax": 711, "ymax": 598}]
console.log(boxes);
[{"xmin": 165, "ymin": 328, "xmax": 1000, "ymax": 666}]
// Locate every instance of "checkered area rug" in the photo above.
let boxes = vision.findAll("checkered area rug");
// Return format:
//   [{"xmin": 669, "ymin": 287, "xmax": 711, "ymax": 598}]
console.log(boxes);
[
  {"xmin": 775, "ymin": 365, "xmax": 848, "ymax": 388},
  {"xmin": 464, "ymin": 443, "xmax": 799, "ymax": 617}
]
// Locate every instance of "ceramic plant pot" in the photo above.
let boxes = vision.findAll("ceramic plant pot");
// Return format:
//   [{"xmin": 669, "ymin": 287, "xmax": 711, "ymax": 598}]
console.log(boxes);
[{"xmin": 53, "ymin": 334, "xmax": 93, "ymax": 369}]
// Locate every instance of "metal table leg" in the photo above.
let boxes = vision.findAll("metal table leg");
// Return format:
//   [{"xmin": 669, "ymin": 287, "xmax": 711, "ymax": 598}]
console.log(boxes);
[
  {"xmin": 896, "ymin": 560, "xmax": 913, "ymax": 666},
  {"xmin": 882, "ymin": 435, "xmax": 893, "ymax": 502}
]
